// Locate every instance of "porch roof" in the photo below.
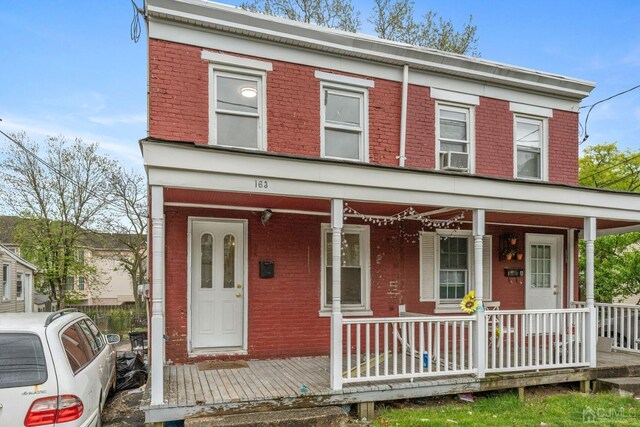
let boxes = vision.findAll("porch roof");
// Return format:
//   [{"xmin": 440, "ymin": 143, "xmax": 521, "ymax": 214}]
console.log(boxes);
[{"xmin": 142, "ymin": 139, "xmax": 640, "ymax": 229}]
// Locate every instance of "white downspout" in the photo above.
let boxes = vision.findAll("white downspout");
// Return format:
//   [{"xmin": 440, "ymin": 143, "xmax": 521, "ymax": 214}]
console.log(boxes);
[{"xmin": 398, "ymin": 65, "xmax": 409, "ymax": 167}]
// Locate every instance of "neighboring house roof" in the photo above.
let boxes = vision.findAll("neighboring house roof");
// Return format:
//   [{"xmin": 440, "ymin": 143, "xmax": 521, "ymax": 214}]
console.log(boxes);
[
  {"xmin": 0, "ymin": 244, "xmax": 37, "ymax": 271},
  {"xmin": 147, "ymin": 0, "xmax": 595, "ymax": 101}
]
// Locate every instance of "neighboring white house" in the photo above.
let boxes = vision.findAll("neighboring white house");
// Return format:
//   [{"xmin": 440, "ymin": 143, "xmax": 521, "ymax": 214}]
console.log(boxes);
[{"xmin": 0, "ymin": 244, "xmax": 36, "ymax": 313}]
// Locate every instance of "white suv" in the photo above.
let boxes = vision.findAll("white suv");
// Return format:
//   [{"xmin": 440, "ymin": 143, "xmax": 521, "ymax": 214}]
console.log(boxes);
[{"xmin": 0, "ymin": 309, "xmax": 119, "ymax": 426}]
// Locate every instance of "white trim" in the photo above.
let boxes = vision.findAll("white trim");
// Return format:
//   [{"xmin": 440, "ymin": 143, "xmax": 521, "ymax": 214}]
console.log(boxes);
[
  {"xmin": 567, "ymin": 229, "xmax": 575, "ymax": 305},
  {"xmin": 513, "ymin": 115, "xmax": 549, "ymax": 181},
  {"xmin": 16, "ymin": 272, "xmax": 24, "ymax": 301},
  {"xmin": 142, "ymin": 142, "xmax": 640, "ymax": 222},
  {"xmin": 201, "ymin": 50, "xmax": 273, "ymax": 71},
  {"xmin": 431, "ymin": 88, "xmax": 480, "ymax": 106},
  {"xmin": 150, "ymin": 185, "xmax": 165, "ymax": 406},
  {"xmin": 0, "ymin": 244, "xmax": 37, "ymax": 271},
  {"xmin": 510, "ymin": 102, "xmax": 553, "ymax": 118},
  {"xmin": 147, "ymin": 1, "xmax": 594, "ymax": 101},
  {"xmin": 435, "ymin": 102, "xmax": 475, "ymax": 173},
  {"xmin": 315, "ymin": 70, "xmax": 374, "ymax": 88},
  {"xmin": 2, "ymin": 263, "xmax": 10, "ymax": 301},
  {"xmin": 320, "ymin": 223, "xmax": 371, "ymax": 313},
  {"xmin": 186, "ymin": 217, "xmax": 249, "ymax": 356},
  {"xmin": 524, "ymin": 233, "xmax": 564, "ymax": 310},
  {"xmin": 320, "ymin": 82, "xmax": 369, "ymax": 162},
  {"xmin": 209, "ymin": 67, "xmax": 267, "ymax": 150},
  {"xmin": 434, "ymin": 229, "xmax": 473, "ymax": 308}
]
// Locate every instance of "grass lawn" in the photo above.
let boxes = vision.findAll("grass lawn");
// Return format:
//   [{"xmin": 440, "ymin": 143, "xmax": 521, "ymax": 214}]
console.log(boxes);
[{"xmin": 375, "ymin": 389, "xmax": 640, "ymax": 426}]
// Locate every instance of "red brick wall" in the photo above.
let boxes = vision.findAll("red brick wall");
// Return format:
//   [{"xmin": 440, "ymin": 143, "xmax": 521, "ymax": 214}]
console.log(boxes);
[
  {"xmin": 148, "ymin": 38, "xmax": 580, "ymax": 183},
  {"xmin": 549, "ymin": 110, "xmax": 580, "ymax": 185},
  {"xmin": 149, "ymin": 39, "xmax": 208, "ymax": 144},
  {"xmin": 161, "ymin": 200, "xmax": 576, "ymax": 363},
  {"xmin": 475, "ymin": 97, "xmax": 514, "ymax": 178}
]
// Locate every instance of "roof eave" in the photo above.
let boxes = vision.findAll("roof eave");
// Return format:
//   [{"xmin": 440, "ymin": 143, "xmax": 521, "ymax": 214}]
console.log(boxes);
[{"xmin": 147, "ymin": 0, "xmax": 596, "ymax": 101}]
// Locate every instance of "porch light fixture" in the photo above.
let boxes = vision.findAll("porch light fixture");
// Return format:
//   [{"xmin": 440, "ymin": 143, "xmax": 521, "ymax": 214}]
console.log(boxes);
[
  {"xmin": 261, "ymin": 208, "xmax": 273, "ymax": 225},
  {"xmin": 240, "ymin": 86, "xmax": 257, "ymax": 98}
]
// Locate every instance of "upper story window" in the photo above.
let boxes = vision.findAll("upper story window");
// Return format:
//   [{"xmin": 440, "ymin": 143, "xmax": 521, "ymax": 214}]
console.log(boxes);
[
  {"xmin": 510, "ymin": 102, "xmax": 552, "ymax": 181},
  {"xmin": 514, "ymin": 116, "xmax": 546, "ymax": 180},
  {"xmin": 203, "ymin": 51, "xmax": 272, "ymax": 151},
  {"xmin": 432, "ymin": 89, "xmax": 478, "ymax": 174},
  {"xmin": 437, "ymin": 104, "xmax": 473, "ymax": 172},
  {"xmin": 316, "ymin": 71, "xmax": 372, "ymax": 162},
  {"xmin": 212, "ymin": 72, "xmax": 264, "ymax": 149}
]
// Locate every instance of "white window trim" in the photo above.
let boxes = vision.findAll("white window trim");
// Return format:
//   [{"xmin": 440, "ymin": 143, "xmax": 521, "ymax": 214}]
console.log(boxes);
[
  {"xmin": 510, "ymin": 102, "xmax": 553, "ymax": 118},
  {"xmin": 319, "ymin": 81, "xmax": 369, "ymax": 163},
  {"xmin": 434, "ymin": 230, "xmax": 473, "ymax": 311},
  {"xmin": 435, "ymin": 102, "xmax": 476, "ymax": 173},
  {"xmin": 2, "ymin": 264, "xmax": 10, "ymax": 301},
  {"xmin": 201, "ymin": 51, "xmax": 273, "ymax": 72},
  {"xmin": 17, "ymin": 272, "xmax": 24, "ymax": 301},
  {"xmin": 431, "ymin": 88, "xmax": 480, "ymax": 106},
  {"xmin": 208, "ymin": 65, "xmax": 268, "ymax": 150},
  {"xmin": 513, "ymin": 114, "xmax": 549, "ymax": 181},
  {"xmin": 319, "ymin": 223, "xmax": 371, "ymax": 316},
  {"xmin": 314, "ymin": 71, "xmax": 374, "ymax": 88}
]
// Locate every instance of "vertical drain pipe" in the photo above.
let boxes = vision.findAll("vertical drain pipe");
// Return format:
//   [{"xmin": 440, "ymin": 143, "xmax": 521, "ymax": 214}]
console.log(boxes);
[{"xmin": 398, "ymin": 64, "xmax": 409, "ymax": 167}]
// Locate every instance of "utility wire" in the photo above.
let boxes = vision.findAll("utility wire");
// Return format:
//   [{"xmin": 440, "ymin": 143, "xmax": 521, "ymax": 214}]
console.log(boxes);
[
  {"xmin": 580, "ymin": 84, "xmax": 640, "ymax": 145},
  {"xmin": 579, "ymin": 152, "xmax": 640, "ymax": 183},
  {"xmin": 0, "ymin": 123, "xmax": 131, "ymax": 217},
  {"xmin": 130, "ymin": 0, "xmax": 143, "ymax": 43}
]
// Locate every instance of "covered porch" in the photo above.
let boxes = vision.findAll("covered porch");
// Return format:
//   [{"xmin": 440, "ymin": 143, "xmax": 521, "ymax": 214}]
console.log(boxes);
[
  {"xmin": 142, "ymin": 140, "xmax": 640, "ymax": 420},
  {"xmin": 143, "ymin": 349, "xmax": 640, "ymax": 423}
]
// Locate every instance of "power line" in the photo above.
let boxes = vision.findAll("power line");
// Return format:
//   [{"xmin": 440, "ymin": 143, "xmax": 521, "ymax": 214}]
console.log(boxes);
[
  {"xmin": 579, "ymin": 152, "xmax": 640, "ymax": 183},
  {"xmin": 0, "ymin": 123, "xmax": 131, "ymax": 217},
  {"xmin": 580, "ymin": 84, "xmax": 640, "ymax": 145}
]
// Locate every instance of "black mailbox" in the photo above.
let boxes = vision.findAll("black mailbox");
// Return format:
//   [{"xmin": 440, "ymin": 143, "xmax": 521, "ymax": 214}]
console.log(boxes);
[{"xmin": 259, "ymin": 260, "xmax": 275, "ymax": 278}]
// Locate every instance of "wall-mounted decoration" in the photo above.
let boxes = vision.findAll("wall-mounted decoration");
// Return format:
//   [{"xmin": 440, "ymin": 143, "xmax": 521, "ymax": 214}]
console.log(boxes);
[{"xmin": 499, "ymin": 233, "xmax": 524, "ymax": 262}]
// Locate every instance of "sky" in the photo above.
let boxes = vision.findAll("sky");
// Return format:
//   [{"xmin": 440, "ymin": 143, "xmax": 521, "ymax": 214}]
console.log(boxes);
[{"xmin": 1, "ymin": 0, "xmax": 639, "ymax": 171}]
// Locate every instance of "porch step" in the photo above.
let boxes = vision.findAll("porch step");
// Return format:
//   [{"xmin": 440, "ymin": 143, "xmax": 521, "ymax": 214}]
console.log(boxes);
[
  {"xmin": 183, "ymin": 406, "xmax": 348, "ymax": 427},
  {"xmin": 595, "ymin": 377, "xmax": 640, "ymax": 397}
]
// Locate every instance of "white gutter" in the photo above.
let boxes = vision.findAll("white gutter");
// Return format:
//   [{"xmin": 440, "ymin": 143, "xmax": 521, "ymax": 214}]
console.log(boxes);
[{"xmin": 398, "ymin": 65, "xmax": 408, "ymax": 167}]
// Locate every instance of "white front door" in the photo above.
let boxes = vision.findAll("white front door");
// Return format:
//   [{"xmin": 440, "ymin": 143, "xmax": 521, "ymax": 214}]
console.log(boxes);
[
  {"xmin": 190, "ymin": 219, "xmax": 245, "ymax": 351},
  {"xmin": 525, "ymin": 234, "xmax": 563, "ymax": 310}
]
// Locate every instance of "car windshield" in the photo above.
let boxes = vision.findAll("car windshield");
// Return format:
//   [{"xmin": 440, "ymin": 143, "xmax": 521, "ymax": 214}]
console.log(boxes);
[{"xmin": 0, "ymin": 333, "xmax": 48, "ymax": 389}]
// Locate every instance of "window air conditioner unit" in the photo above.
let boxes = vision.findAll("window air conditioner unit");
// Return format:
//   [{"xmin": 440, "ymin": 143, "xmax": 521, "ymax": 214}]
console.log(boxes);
[{"xmin": 441, "ymin": 151, "xmax": 469, "ymax": 171}]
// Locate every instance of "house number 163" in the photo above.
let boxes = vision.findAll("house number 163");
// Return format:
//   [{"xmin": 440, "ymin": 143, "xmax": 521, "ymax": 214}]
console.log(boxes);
[{"xmin": 254, "ymin": 179, "xmax": 269, "ymax": 189}]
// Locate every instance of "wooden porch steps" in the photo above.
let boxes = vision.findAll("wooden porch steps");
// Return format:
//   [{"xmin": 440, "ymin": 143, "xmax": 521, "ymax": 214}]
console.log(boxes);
[
  {"xmin": 183, "ymin": 406, "xmax": 348, "ymax": 427},
  {"xmin": 595, "ymin": 377, "xmax": 640, "ymax": 397}
]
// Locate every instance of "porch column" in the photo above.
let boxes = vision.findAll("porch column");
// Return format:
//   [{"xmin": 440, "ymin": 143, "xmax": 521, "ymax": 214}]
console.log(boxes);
[
  {"xmin": 330, "ymin": 198, "xmax": 344, "ymax": 390},
  {"xmin": 150, "ymin": 186, "xmax": 165, "ymax": 405},
  {"xmin": 473, "ymin": 209, "xmax": 486, "ymax": 378},
  {"xmin": 584, "ymin": 217, "xmax": 597, "ymax": 368}
]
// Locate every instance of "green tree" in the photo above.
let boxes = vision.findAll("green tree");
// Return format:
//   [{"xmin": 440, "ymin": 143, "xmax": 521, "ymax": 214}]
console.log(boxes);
[
  {"xmin": 241, "ymin": 0, "xmax": 479, "ymax": 55},
  {"xmin": 578, "ymin": 143, "xmax": 640, "ymax": 302},
  {"xmin": 370, "ymin": 0, "xmax": 478, "ymax": 55},
  {"xmin": 0, "ymin": 133, "xmax": 116, "ymax": 307},
  {"xmin": 241, "ymin": 0, "xmax": 361, "ymax": 32}
]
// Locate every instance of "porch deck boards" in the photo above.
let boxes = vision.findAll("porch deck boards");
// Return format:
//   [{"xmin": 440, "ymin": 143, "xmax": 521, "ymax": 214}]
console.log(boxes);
[{"xmin": 145, "ymin": 350, "xmax": 640, "ymax": 423}]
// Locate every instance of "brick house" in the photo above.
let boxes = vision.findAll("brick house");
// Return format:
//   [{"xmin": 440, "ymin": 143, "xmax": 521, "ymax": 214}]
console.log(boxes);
[{"xmin": 141, "ymin": 0, "xmax": 640, "ymax": 421}]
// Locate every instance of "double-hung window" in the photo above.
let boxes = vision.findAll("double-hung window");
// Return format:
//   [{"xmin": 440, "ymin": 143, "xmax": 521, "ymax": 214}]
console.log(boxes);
[
  {"xmin": 437, "ymin": 104, "xmax": 473, "ymax": 172},
  {"xmin": 320, "ymin": 224, "xmax": 370, "ymax": 314},
  {"xmin": 2, "ymin": 264, "xmax": 9, "ymax": 300},
  {"xmin": 439, "ymin": 236, "xmax": 469, "ymax": 301},
  {"xmin": 16, "ymin": 273, "xmax": 24, "ymax": 301},
  {"xmin": 321, "ymin": 86, "xmax": 367, "ymax": 161},
  {"xmin": 515, "ymin": 116, "xmax": 545, "ymax": 180},
  {"xmin": 211, "ymin": 71, "xmax": 265, "ymax": 149}
]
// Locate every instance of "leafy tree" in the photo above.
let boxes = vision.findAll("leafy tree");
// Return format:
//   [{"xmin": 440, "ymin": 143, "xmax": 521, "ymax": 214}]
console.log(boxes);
[
  {"xmin": 370, "ymin": 0, "xmax": 478, "ymax": 55},
  {"xmin": 105, "ymin": 167, "xmax": 148, "ymax": 310},
  {"xmin": 0, "ymin": 133, "xmax": 116, "ymax": 307},
  {"xmin": 578, "ymin": 143, "xmax": 640, "ymax": 302},
  {"xmin": 241, "ymin": 0, "xmax": 361, "ymax": 32},
  {"xmin": 241, "ymin": 0, "xmax": 479, "ymax": 55}
]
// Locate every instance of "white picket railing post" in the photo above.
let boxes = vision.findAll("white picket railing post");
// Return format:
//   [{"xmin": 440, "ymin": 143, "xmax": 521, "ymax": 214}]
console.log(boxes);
[
  {"xmin": 584, "ymin": 217, "xmax": 597, "ymax": 368},
  {"xmin": 330, "ymin": 199, "xmax": 343, "ymax": 390},
  {"xmin": 473, "ymin": 209, "xmax": 486, "ymax": 378}
]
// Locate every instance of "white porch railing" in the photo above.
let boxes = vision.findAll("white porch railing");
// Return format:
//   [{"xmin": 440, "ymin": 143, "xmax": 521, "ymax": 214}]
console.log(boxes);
[
  {"xmin": 575, "ymin": 302, "xmax": 640, "ymax": 353},
  {"xmin": 342, "ymin": 316, "xmax": 476, "ymax": 383},
  {"xmin": 485, "ymin": 308, "xmax": 589, "ymax": 373}
]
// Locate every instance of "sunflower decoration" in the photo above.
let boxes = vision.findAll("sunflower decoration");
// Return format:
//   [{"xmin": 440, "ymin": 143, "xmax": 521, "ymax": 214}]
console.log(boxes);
[{"xmin": 460, "ymin": 290, "xmax": 479, "ymax": 314}]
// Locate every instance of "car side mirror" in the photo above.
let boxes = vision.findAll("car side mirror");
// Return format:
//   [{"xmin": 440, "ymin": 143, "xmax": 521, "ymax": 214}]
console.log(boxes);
[{"xmin": 106, "ymin": 334, "xmax": 121, "ymax": 344}]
